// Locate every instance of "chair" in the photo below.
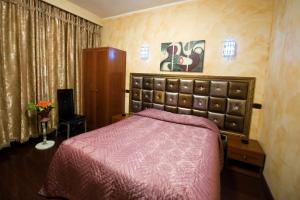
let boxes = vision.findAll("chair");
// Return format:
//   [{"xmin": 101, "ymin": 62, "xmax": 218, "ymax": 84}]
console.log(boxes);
[{"xmin": 56, "ymin": 89, "xmax": 86, "ymax": 138}]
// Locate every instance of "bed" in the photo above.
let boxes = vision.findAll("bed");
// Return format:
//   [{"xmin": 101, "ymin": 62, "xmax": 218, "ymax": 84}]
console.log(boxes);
[
  {"xmin": 40, "ymin": 73, "xmax": 256, "ymax": 199},
  {"xmin": 40, "ymin": 109, "xmax": 223, "ymax": 200}
]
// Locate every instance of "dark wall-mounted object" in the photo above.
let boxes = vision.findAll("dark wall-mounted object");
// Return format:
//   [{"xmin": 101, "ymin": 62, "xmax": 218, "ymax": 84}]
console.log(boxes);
[
  {"xmin": 252, "ymin": 103, "xmax": 262, "ymax": 109},
  {"xmin": 83, "ymin": 47, "xmax": 126, "ymax": 130},
  {"xmin": 129, "ymin": 73, "xmax": 256, "ymax": 139}
]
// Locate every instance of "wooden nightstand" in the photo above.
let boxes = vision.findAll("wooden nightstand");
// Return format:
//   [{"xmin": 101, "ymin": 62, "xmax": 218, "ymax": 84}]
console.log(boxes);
[
  {"xmin": 111, "ymin": 113, "xmax": 131, "ymax": 123},
  {"xmin": 226, "ymin": 138, "xmax": 265, "ymax": 178}
]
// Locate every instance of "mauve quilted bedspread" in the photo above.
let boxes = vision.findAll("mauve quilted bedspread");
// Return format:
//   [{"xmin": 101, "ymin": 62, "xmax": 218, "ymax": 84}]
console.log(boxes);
[{"xmin": 40, "ymin": 109, "xmax": 223, "ymax": 200}]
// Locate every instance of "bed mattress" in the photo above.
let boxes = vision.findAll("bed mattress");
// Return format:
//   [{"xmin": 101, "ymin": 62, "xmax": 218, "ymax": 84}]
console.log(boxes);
[{"xmin": 40, "ymin": 109, "xmax": 223, "ymax": 200}]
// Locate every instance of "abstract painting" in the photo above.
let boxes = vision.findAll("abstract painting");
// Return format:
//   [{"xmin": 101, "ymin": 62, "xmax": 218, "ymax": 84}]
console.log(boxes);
[{"xmin": 160, "ymin": 40, "xmax": 205, "ymax": 72}]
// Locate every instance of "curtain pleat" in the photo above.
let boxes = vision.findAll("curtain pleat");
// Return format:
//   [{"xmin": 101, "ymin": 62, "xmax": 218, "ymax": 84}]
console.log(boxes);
[{"xmin": 0, "ymin": 0, "xmax": 101, "ymax": 149}]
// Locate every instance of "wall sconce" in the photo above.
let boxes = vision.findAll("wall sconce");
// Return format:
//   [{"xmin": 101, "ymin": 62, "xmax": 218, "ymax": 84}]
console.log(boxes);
[
  {"xmin": 223, "ymin": 39, "xmax": 236, "ymax": 58},
  {"xmin": 140, "ymin": 44, "xmax": 150, "ymax": 61}
]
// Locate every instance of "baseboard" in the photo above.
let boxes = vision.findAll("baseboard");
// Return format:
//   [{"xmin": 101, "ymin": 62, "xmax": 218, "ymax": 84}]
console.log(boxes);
[{"xmin": 262, "ymin": 175, "xmax": 274, "ymax": 200}]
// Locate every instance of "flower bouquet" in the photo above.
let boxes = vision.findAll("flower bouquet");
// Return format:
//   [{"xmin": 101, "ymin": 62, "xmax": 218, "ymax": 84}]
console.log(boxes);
[
  {"xmin": 27, "ymin": 100, "xmax": 55, "ymax": 119},
  {"xmin": 27, "ymin": 100, "xmax": 56, "ymax": 150}
]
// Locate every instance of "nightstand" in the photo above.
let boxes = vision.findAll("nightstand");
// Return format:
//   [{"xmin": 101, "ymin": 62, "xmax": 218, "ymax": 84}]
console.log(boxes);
[
  {"xmin": 226, "ymin": 138, "xmax": 265, "ymax": 178},
  {"xmin": 111, "ymin": 113, "xmax": 131, "ymax": 123}
]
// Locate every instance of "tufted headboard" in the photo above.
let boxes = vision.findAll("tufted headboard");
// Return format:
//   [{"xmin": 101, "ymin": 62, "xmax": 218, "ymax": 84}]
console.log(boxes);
[{"xmin": 129, "ymin": 73, "xmax": 255, "ymax": 138}]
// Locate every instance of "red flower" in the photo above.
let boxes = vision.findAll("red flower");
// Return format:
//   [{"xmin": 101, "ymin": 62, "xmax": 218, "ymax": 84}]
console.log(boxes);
[
  {"xmin": 27, "ymin": 100, "xmax": 54, "ymax": 112},
  {"xmin": 37, "ymin": 100, "xmax": 51, "ymax": 108}
]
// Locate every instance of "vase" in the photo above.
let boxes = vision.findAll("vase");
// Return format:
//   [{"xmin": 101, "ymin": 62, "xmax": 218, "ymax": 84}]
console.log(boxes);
[{"xmin": 38, "ymin": 110, "xmax": 50, "ymax": 119}]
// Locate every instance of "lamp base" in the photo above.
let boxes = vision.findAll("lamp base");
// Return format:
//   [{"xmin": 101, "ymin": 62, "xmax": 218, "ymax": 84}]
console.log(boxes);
[{"xmin": 35, "ymin": 140, "xmax": 55, "ymax": 150}]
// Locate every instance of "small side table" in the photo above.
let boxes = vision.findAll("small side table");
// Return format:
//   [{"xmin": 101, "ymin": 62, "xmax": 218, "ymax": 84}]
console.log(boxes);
[
  {"xmin": 226, "ymin": 138, "xmax": 265, "ymax": 178},
  {"xmin": 111, "ymin": 113, "xmax": 131, "ymax": 123},
  {"xmin": 35, "ymin": 118, "xmax": 55, "ymax": 150}
]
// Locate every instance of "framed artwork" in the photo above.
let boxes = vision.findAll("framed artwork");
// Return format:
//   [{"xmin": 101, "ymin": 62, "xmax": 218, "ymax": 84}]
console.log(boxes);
[{"xmin": 160, "ymin": 40, "xmax": 205, "ymax": 72}]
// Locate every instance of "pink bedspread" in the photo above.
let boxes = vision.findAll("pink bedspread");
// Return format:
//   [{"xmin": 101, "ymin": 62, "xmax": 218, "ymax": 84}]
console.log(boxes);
[{"xmin": 40, "ymin": 109, "xmax": 223, "ymax": 200}]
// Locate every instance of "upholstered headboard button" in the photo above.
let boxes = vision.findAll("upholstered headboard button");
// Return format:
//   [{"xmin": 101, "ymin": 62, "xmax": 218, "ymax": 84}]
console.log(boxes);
[
  {"xmin": 228, "ymin": 82, "xmax": 248, "ymax": 99},
  {"xmin": 178, "ymin": 107, "xmax": 192, "ymax": 115},
  {"xmin": 154, "ymin": 78, "xmax": 166, "ymax": 91},
  {"xmin": 165, "ymin": 105, "xmax": 177, "ymax": 113},
  {"xmin": 225, "ymin": 114, "xmax": 244, "ymax": 132},
  {"xmin": 193, "ymin": 95, "xmax": 209, "ymax": 110},
  {"xmin": 131, "ymin": 100, "xmax": 142, "ymax": 112},
  {"xmin": 178, "ymin": 94, "xmax": 192, "ymax": 108},
  {"xmin": 132, "ymin": 76, "xmax": 143, "ymax": 89},
  {"xmin": 208, "ymin": 112, "xmax": 225, "ymax": 128},
  {"xmin": 143, "ymin": 77, "xmax": 154, "ymax": 90},
  {"xmin": 179, "ymin": 79, "xmax": 193, "ymax": 94},
  {"xmin": 153, "ymin": 91, "xmax": 165, "ymax": 104},
  {"xmin": 166, "ymin": 79, "xmax": 179, "ymax": 92},
  {"xmin": 194, "ymin": 80, "xmax": 210, "ymax": 95},
  {"xmin": 132, "ymin": 88, "xmax": 142, "ymax": 101},
  {"xmin": 153, "ymin": 103, "xmax": 164, "ymax": 110},
  {"xmin": 209, "ymin": 97, "xmax": 227, "ymax": 113},
  {"xmin": 142, "ymin": 90, "xmax": 153, "ymax": 103},
  {"xmin": 192, "ymin": 109, "xmax": 208, "ymax": 117},
  {"xmin": 143, "ymin": 102, "xmax": 153, "ymax": 109},
  {"xmin": 227, "ymin": 99, "xmax": 246, "ymax": 116},
  {"xmin": 210, "ymin": 81, "xmax": 228, "ymax": 97},
  {"xmin": 165, "ymin": 92, "xmax": 178, "ymax": 106}
]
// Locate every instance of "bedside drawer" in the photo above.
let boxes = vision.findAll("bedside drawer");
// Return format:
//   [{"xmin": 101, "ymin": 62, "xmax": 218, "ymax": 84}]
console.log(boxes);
[{"xmin": 227, "ymin": 148, "xmax": 264, "ymax": 167}]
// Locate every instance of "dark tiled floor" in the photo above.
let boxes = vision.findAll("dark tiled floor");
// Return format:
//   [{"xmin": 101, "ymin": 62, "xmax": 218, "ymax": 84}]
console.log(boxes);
[{"xmin": 0, "ymin": 134, "xmax": 268, "ymax": 200}]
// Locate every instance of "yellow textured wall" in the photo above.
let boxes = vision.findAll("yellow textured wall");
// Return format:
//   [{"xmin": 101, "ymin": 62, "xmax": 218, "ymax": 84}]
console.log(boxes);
[
  {"xmin": 260, "ymin": 0, "xmax": 300, "ymax": 199},
  {"xmin": 101, "ymin": 0, "xmax": 274, "ymax": 140}
]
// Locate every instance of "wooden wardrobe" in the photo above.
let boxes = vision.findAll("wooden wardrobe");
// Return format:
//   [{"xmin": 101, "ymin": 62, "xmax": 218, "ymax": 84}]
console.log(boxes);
[{"xmin": 83, "ymin": 47, "xmax": 126, "ymax": 130}]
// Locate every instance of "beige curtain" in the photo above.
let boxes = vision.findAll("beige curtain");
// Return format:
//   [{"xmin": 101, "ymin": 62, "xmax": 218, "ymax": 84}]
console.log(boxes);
[{"xmin": 0, "ymin": 0, "xmax": 101, "ymax": 149}]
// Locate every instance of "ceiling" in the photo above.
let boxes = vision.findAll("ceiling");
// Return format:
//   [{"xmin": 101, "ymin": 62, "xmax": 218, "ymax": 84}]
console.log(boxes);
[{"xmin": 68, "ymin": 0, "xmax": 186, "ymax": 19}]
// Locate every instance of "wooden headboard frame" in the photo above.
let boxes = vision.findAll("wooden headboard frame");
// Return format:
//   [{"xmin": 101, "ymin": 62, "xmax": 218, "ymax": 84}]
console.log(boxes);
[{"xmin": 129, "ymin": 73, "xmax": 255, "ymax": 138}]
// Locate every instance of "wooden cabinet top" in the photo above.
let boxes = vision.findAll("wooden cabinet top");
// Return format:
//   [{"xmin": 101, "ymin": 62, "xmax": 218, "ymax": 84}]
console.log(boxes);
[
  {"xmin": 228, "ymin": 138, "xmax": 265, "ymax": 155},
  {"xmin": 83, "ymin": 47, "xmax": 126, "ymax": 52}
]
